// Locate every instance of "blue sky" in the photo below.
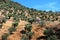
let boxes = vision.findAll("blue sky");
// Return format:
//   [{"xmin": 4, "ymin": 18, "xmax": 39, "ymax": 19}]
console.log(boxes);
[{"xmin": 12, "ymin": 0, "xmax": 60, "ymax": 11}]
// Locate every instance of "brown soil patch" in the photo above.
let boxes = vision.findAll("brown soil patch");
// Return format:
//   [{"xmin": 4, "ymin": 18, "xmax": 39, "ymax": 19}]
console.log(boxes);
[{"xmin": 0, "ymin": 19, "xmax": 13, "ymax": 40}]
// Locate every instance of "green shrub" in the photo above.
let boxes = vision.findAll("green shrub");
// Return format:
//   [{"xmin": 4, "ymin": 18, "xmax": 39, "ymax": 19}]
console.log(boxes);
[
  {"xmin": 2, "ymin": 33, "xmax": 10, "ymax": 40},
  {"xmin": 39, "ymin": 20, "xmax": 45, "ymax": 27},
  {"xmin": 8, "ymin": 27, "xmax": 16, "ymax": 33},
  {"xmin": 21, "ymin": 35, "xmax": 29, "ymax": 40},
  {"xmin": 12, "ymin": 22, "xmax": 18, "ymax": 27},
  {"xmin": 0, "ymin": 24, "xmax": 2, "ymax": 28},
  {"xmin": 44, "ymin": 28, "xmax": 55, "ymax": 36},
  {"xmin": 28, "ymin": 18, "xmax": 35, "ymax": 24},
  {"xmin": 8, "ymin": 13, "xmax": 12, "ymax": 19},
  {"xmin": 26, "ymin": 32, "xmax": 34, "ymax": 36},
  {"xmin": 47, "ymin": 35, "xmax": 57, "ymax": 40},
  {"xmin": 21, "ymin": 24, "xmax": 34, "ymax": 40},
  {"xmin": 13, "ymin": 15, "xmax": 20, "ymax": 22},
  {"xmin": 44, "ymin": 28, "xmax": 57, "ymax": 40},
  {"xmin": 25, "ymin": 24, "xmax": 32, "ymax": 32},
  {"xmin": 1, "ymin": 18, "xmax": 7, "ymax": 23}
]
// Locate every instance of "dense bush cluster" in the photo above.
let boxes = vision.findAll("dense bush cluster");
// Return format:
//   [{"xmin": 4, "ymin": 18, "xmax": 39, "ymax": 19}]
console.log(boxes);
[
  {"xmin": 21, "ymin": 24, "xmax": 34, "ymax": 40},
  {"xmin": 44, "ymin": 28, "xmax": 57, "ymax": 40},
  {"xmin": 2, "ymin": 33, "xmax": 10, "ymax": 40}
]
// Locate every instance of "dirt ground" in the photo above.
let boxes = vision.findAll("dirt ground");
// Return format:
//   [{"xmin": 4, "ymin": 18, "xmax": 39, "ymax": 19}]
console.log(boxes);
[{"xmin": 0, "ymin": 19, "xmax": 60, "ymax": 40}]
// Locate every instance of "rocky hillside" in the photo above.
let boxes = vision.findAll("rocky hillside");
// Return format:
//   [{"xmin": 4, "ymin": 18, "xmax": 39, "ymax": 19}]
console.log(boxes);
[{"xmin": 0, "ymin": 0, "xmax": 60, "ymax": 40}]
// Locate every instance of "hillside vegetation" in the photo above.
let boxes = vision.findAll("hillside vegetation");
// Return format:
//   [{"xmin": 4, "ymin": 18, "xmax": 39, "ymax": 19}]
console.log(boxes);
[{"xmin": 0, "ymin": 0, "xmax": 60, "ymax": 40}]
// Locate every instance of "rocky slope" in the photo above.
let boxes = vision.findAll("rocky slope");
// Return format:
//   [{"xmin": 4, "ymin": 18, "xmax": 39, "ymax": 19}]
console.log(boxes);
[{"xmin": 0, "ymin": 0, "xmax": 60, "ymax": 40}]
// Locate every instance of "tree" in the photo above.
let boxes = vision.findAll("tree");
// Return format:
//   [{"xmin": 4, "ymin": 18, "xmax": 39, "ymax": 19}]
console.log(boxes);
[
  {"xmin": 2, "ymin": 33, "xmax": 10, "ymax": 40},
  {"xmin": 0, "ymin": 0, "xmax": 10, "ymax": 3},
  {"xmin": 12, "ymin": 22, "xmax": 18, "ymax": 28},
  {"xmin": 44, "ymin": 28, "xmax": 57, "ymax": 40},
  {"xmin": 27, "ymin": 32, "xmax": 34, "ymax": 36},
  {"xmin": 44, "ymin": 28, "xmax": 55, "ymax": 36},
  {"xmin": 0, "ymin": 0, "xmax": 3, "ymax": 2},
  {"xmin": 39, "ymin": 20, "xmax": 45, "ymax": 27},
  {"xmin": 3, "ymin": 0, "xmax": 10, "ymax": 3},
  {"xmin": 25, "ymin": 24, "xmax": 32, "ymax": 32},
  {"xmin": 26, "ymin": 32, "xmax": 34, "ymax": 39},
  {"xmin": 0, "ymin": 24, "xmax": 2, "ymax": 28},
  {"xmin": 21, "ymin": 35, "xmax": 29, "ymax": 40},
  {"xmin": 8, "ymin": 27, "xmax": 16, "ymax": 34},
  {"xmin": 8, "ymin": 13, "xmax": 12, "ymax": 19},
  {"xmin": 47, "ymin": 35, "xmax": 57, "ymax": 40},
  {"xmin": 21, "ymin": 24, "xmax": 34, "ymax": 40},
  {"xmin": 48, "ymin": 10, "xmax": 53, "ymax": 13},
  {"xmin": 13, "ymin": 14, "xmax": 20, "ymax": 22},
  {"xmin": 28, "ymin": 18, "xmax": 35, "ymax": 24},
  {"xmin": 1, "ymin": 18, "xmax": 6, "ymax": 23}
]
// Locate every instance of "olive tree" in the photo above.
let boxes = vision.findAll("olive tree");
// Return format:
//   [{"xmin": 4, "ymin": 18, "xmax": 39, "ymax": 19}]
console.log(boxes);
[
  {"xmin": 44, "ymin": 28, "xmax": 57, "ymax": 40},
  {"xmin": 2, "ymin": 33, "xmax": 10, "ymax": 40},
  {"xmin": 25, "ymin": 24, "xmax": 32, "ymax": 32},
  {"xmin": 8, "ymin": 27, "xmax": 16, "ymax": 34},
  {"xmin": 28, "ymin": 18, "xmax": 35, "ymax": 24},
  {"xmin": 21, "ymin": 24, "xmax": 34, "ymax": 40},
  {"xmin": 12, "ymin": 22, "xmax": 18, "ymax": 28}
]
